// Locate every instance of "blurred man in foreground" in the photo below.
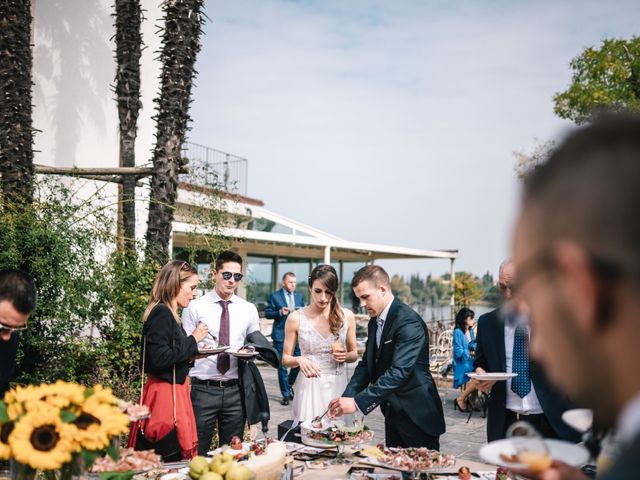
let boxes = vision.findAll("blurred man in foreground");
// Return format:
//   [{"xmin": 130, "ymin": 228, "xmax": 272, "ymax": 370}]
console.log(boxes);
[{"xmin": 512, "ymin": 115, "xmax": 640, "ymax": 479}]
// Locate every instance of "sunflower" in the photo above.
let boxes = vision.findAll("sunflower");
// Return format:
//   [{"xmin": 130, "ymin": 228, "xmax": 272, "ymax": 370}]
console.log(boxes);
[
  {"xmin": 70, "ymin": 398, "xmax": 129, "ymax": 451},
  {"xmin": 0, "ymin": 421, "xmax": 14, "ymax": 459},
  {"xmin": 9, "ymin": 409, "xmax": 76, "ymax": 470},
  {"xmin": 87, "ymin": 385, "xmax": 119, "ymax": 406}
]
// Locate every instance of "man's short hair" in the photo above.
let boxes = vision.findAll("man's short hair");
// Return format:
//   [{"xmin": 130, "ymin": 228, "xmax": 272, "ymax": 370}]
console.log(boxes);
[
  {"xmin": 352, "ymin": 265, "xmax": 390, "ymax": 289},
  {"xmin": 0, "ymin": 268, "xmax": 37, "ymax": 314},
  {"xmin": 214, "ymin": 251, "xmax": 243, "ymax": 270},
  {"xmin": 523, "ymin": 114, "xmax": 640, "ymax": 284},
  {"xmin": 282, "ymin": 272, "xmax": 296, "ymax": 281}
]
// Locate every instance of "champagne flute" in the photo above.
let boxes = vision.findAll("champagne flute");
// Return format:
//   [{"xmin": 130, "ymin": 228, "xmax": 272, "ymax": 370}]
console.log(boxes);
[
  {"xmin": 506, "ymin": 421, "xmax": 552, "ymax": 472},
  {"xmin": 332, "ymin": 339, "xmax": 346, "ymax": 375}
]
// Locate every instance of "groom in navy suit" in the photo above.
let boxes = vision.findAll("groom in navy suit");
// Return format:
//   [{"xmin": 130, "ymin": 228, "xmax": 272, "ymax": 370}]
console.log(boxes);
[{"xmin": 265, "ymin": 272, "xmax": 304, "ymax": 405}]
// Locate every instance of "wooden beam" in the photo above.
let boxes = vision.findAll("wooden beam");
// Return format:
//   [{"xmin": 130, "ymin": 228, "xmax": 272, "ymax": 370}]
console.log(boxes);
[{"xmin": 34, "ymin": 165, "xmax": 188, "ymax": 177}]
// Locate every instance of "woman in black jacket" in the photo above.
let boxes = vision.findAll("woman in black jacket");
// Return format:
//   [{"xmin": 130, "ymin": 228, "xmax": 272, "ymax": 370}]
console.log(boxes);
[{"xmin": 128, "ymin": 260, "xmax": 208, "ymax": 459}]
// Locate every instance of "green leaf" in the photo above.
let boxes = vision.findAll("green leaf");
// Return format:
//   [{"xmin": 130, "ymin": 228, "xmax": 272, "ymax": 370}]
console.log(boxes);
[
  {"xmin": 60, "ymin": 409, "xmax": 78, "ymax": 423},
  {"xmin": 106, "ymin": 443, "xmax": 120, "ymax": 461},
  {"xmin": 81, "ymin": 450, "xmax": 100, "ymax": 469},
  {"xmin": 0, "ymin": 401, "xmax": 8, "ymax": 423},
  {"xmin": 84, "ymin": 387, "xmax": 95, "ymax": 399},
  {"xmin": 98, "ymin": 472, "xmax": 135, "ymax": 480}
]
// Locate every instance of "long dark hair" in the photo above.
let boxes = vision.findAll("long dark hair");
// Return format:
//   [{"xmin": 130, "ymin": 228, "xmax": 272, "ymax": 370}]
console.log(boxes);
[
  {"xmin": 454, "ymin": 307, "xmax": 475, "ymax": 331},
  {"xmin": 309, "ymin": 264, "xmax": 344, "ymax": 337}
]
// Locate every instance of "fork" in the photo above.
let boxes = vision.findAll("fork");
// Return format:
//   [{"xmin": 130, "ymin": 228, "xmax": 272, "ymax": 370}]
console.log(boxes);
[{"xmin": 311, "ymin": 407, "xmax": 330, "ymax": 426}]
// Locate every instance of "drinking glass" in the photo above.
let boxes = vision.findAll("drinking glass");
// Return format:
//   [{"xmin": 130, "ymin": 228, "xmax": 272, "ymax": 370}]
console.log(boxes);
[{"xmin": 506, "ymin": 421, "xmax": 551, "ymax": 472}]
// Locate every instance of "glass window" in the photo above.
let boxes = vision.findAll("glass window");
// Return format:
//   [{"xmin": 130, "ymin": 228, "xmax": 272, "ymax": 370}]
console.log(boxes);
[
  {"xmin": 278, "ymin": 258, "xmax": 312, "ymax": 304},
  {"xmin": 246, "ymin": 255, "xmax": 274, "ymax": 315}
]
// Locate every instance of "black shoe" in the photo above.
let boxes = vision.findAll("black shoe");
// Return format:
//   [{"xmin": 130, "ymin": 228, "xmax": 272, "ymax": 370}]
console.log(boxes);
[
  {"xmin": 280, "ymin": 398, "xmax": 290, "ymax": 406},
  {"xmin": 289, "ymin": 391, "xmax": 294, "ymax": 400},
  {"xmin": 453, "ymin": 397, "xmax": 470, "ymax": 413}
]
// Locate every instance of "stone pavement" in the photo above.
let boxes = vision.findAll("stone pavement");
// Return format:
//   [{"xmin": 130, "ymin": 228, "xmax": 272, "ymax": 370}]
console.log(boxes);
[{"xmin": 256, "ymin": 362, "xmax": 487, "ymax": 462}]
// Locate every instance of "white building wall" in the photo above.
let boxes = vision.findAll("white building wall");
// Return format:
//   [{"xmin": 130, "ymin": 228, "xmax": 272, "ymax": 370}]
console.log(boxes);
[{"xmin": 31, "ymin": 0, "xmax": 164, "ymax": 241}]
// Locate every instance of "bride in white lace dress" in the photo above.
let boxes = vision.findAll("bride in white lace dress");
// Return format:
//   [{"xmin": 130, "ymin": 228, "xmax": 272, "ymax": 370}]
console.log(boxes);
[{"xmin": 282, "ymin": 265, "xmax": 358, "ymax": 423}]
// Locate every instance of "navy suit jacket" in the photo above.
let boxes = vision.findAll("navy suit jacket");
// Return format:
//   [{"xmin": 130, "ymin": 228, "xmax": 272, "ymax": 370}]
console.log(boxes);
[
  {"xmin": 264, "ymin": 288, "xmax": 304, "ymax": 342},
  {"xmin": 343, "ymin": 298, "xmax": 446, "ymax": 438},
  {"xmin": 473, "ymin": 308, "xmax": 580, "ymax": 442}
]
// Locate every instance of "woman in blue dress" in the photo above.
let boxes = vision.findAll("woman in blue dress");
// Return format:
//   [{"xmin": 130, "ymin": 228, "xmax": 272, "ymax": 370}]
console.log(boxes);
[{"xmin": 452, "ymin": 307, "xmax": 478, "ymax": 412}]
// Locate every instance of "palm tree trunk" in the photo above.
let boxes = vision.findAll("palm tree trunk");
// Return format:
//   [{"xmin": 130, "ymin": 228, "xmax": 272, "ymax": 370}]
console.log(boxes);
[
  {"xmin": 146, "ymin": 0, "xmax": 204, "ymax": 263},
  {"xmin": 114, "ymin": 0, "xmax": 143, "ymax": 252},
  {"xmin": 0, "ymin": 0, "xmax": 35, "ymax": 206}
]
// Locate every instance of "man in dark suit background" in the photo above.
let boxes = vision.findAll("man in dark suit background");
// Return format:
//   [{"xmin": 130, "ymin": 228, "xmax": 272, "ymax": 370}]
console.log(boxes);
[
  {"xmin": 328, "ymin": 265, "xmax": 445, "ymax": 449},
  {"xmin": 0, "ymin": 268, "xmax": 37, "ymax": 397},
  {"xmin": 509, "ymin": 116, "xmax": 640, "ymax": 479},
  {"xmin": 474, "ymin": 260, "xmax": 579, "ymax": 443},
  {"xmin": 265, "ymin": 272, "xmax": 304, "ymax": 405}
]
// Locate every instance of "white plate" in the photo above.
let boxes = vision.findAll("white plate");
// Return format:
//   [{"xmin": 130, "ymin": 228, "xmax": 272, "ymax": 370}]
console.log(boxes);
[
  {"xmin": 478, "ymin": 438, "xmax": 590, "ymax": 469},
  {"xmin": 161, "ymin": 473, "xmax": 185, "ymax": 480},
  {"xmin": 197, "ymin": 346, "xmax": 229, "ymax": 355},
  {"xmin": 467, "ymin": 372, "xmax": 518, "ymax": 381},
  {"xmin": 227, "ymin": 348, "xmax": 259, "ymax": 358},
  {"xmin": 562, "ymin": 408, "xmax": 593, "ymax": 433}
]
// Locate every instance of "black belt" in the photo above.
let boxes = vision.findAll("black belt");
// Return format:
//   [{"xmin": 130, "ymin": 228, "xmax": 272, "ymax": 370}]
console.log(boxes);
[
  {"xmin": 508, "ymin": 410, "xmax": 545, "ymax": 421},
  {"xmin": 192, "ymin": 377, "xmax": 239, "ymax": 388}
]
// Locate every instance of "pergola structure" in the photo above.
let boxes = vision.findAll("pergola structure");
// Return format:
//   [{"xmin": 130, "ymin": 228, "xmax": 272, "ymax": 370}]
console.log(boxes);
[{"xmin": 172, "ymin": 185, "xmax": 459, "ymax": 307}]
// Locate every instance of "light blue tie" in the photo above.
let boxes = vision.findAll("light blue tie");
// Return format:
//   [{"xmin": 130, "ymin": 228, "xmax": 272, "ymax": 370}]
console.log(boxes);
[
  {"xmin": 375, "ymin": 317, "xmax": 384, "ymax": 347},
  {"xmin": 287, "ymin": 292, "xmax": 295, "ymax": 311},
  {"xmin": 511, "ymin": 324, "xmax": 531, "ymax": 398}
]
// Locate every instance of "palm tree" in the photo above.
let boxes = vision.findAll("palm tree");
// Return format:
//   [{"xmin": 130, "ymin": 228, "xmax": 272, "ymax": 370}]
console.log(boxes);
[
  {"xmin": 146, "ymin": 0, "xmax": 205, "ymax": 263},
  {"xmin": 0, "ymin": 0, "xmax": 35, "ymax": 206},
  {"xmin": 113, "ymin": 0, "xmax": 143, "ymax": 252}
]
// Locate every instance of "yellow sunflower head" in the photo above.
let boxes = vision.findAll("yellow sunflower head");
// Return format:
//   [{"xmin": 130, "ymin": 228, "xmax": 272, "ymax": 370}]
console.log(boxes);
[
  {"xmin": 70, "ymin": 400, "xmax": 129, "ymax": 451},
  {"xmin": 86, "ymin": 385, "xmax": 119, "ymax": 406},
  {"xmin": 9, "ymin": 409, "xmax": 77, "ymax": 470},
  {"xmin": 0, "ymin": 420, "xmax": 14, "ymax": 460}
]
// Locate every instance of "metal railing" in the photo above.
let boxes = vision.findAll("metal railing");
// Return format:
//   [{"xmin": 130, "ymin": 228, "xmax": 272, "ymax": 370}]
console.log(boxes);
[{"xmin": 181, "ymin": 142, "xmax": 248, "ymax": 196}]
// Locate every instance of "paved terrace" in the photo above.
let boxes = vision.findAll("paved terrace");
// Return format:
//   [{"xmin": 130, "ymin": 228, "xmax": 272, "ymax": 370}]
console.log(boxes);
[{"xmin": 256, "ymin": 362, "xmax": 487, "ymax": 463}]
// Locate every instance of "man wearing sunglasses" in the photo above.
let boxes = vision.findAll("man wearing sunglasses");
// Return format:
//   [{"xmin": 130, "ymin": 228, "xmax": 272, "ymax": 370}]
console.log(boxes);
[
  {"xmin": 183, "ymin": 251, "xmax": 278, "ymax": 455},
  {"xmin": 0, "ymin": 268, "xmax": 37, "ymax": 396}
]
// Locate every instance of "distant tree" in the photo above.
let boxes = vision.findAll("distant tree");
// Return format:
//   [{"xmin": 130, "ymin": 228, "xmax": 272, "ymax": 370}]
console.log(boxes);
[
  {"xmin": 390, "ymin": 275, "xmax": 412, "ymax": 304},
  {"xmin": 554, "ymin": 37, "xmax": 640, "ymax": 124},
  {"xmin": 513, "ymin": 139, "xmax": 555, "ymax": 180},
  {"xmin": 146, "ymin": 0, "xmax": 205, "ymax": 263},
  {"xmin": 453, "ymin": 272, "xmax": 483, "ymax": 309},
  {"xmin": 0, "ymin": 0, "xmax": 35, "ymax": 205}
]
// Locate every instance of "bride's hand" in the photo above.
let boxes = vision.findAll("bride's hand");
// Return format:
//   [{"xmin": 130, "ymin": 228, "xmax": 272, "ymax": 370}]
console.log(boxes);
[
  {"xmin": 332, "ymin": 350, "xmax": 347, "ymax": 363},
  {"xmin": 296, "ymin": 357, "xmax": 321, "ymax": 378}
]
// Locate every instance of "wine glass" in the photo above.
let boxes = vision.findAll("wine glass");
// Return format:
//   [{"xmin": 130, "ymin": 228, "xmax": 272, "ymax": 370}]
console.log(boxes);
[{"xmin": 506, "ymin": 421, "xmax": 551, "ymax": 473}]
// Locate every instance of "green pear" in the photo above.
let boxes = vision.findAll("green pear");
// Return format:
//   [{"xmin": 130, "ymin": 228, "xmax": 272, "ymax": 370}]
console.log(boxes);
[
  {"xmin": 198, "ymin": 472, "xmax": 223, "ymax": 480},
  {"xmin": 209, "ymin": 453, "xmax": 235, "ymax": 476},
  {"xmin": 188, "ymin": 456, "xmax": 210, "ymax": 479},
  {"xmin": 225, "ymin": 464, "xmax": 254, "ymax": 480}
]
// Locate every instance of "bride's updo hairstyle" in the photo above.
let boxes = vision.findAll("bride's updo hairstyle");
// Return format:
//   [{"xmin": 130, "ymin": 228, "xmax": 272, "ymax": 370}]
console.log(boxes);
[{"xmin": 308, "ymin": 264, "xmax": 344, "ymax": 337}]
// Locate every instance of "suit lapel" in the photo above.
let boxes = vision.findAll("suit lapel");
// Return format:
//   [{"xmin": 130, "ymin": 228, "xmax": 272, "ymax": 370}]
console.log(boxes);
[
  {"xmin": 280, "ymin": 289, "xmax": 288, "ymax": 308},
  {"xmin": 366, "ymin": 319, "xmax": 376, "ymax": 379},
  {"xmin": 376, "ymin": 298, "xmax": 398, "ymax": 362},
  {"xmin": 497, "ymin": 310, "xmax": 506, "ymax": 372}
]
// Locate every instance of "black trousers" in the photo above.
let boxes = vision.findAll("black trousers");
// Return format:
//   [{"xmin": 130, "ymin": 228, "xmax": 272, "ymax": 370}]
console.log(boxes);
[
  {"xmin": 191, "ymin": 380, "xmax": 245, "ymax": 455},
  {"xmin": 384, "ymin": 409, "xmax": 440, "ymax": 450},
  {"xmin": 504, "ymin": 410, "xmax": 559, "ymax": 439}
]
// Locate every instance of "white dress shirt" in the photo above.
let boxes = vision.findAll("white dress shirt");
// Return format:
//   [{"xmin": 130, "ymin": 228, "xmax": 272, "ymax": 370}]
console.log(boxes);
[
  {"xmin": 504, "ymin": 315, "xmax": 543, "ymax": 414},
  {"xmin": 616, "ymin": 392, "xmax": 640, "ymax": 447},
  {"xmin": 182, "ymin": 290, "xmax": 260, "ymax": 380}
]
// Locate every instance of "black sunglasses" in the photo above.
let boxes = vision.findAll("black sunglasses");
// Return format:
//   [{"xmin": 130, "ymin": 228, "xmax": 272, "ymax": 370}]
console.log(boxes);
[
  {"xmin": 0, "ymin": 321, "xmax": 27, "ymax": 333},
  {"xmin": 221, "ymin": 271, "xmax": 243, "ymax": 282}
]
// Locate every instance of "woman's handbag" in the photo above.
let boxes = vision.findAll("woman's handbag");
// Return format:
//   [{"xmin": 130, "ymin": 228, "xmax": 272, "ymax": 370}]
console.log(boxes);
[{"xmin": 134, "ymin": 337, "xmax": 182, "ymax": 462}]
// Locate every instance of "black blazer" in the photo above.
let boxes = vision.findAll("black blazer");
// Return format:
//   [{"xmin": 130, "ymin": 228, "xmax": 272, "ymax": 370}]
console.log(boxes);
[
  {"xmin": 473, "ymin": 308, "xmax": 580, "ymax": 442},
  {"xmin": 343, "ymin": 298, "xmax": 446, "ymax": 437},
  {"xmin": 0, "ymin": 333, "xmax": 19, "ymax": 396},
  {"xmin": 238, "ymin": 330, "xmax": 279, "ymax": 425},
  {"xmin": 143, "ymin": 304, "xmax": 198, "ymax": 384},
  {"xmin": 601, "ymin": 433, "xmax": 640, "ymax": 480}
]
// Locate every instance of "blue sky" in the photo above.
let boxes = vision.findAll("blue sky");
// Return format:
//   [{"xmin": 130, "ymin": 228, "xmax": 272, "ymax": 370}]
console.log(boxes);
[{"xmin": 188, "ymin": 0, "xmax": 640, "ymax": 278}]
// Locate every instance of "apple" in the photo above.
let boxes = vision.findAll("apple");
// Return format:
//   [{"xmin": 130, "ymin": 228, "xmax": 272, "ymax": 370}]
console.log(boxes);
[{"xmin": 198, "ymin": 472, "xmax": 223, "ymax": 480}]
